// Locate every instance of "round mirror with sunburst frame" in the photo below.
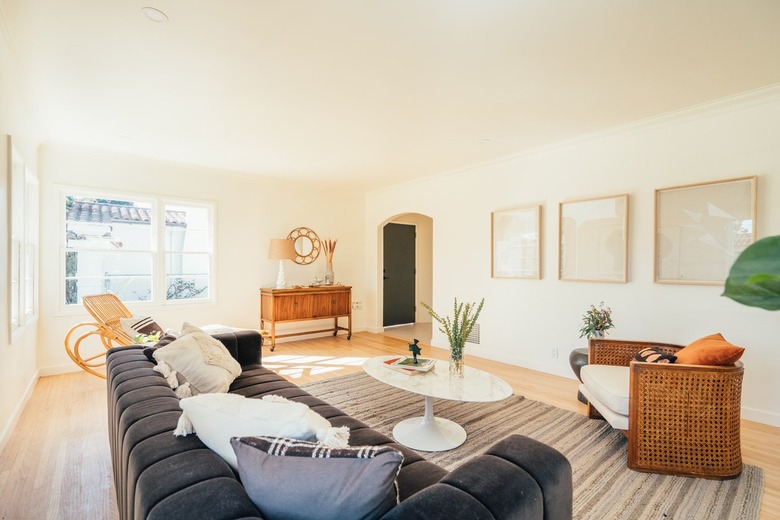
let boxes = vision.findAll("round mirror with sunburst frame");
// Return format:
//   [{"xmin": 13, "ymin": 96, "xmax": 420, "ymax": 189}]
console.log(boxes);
[{"xmin": 287, "ymin": 227, "xmax": 321, "ymax": 265}]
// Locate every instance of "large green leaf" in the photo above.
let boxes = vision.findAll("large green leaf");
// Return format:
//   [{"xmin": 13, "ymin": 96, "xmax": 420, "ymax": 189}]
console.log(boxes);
[{"xmin": 722, "ymin": 236, "xmax": 780, "ymax": 310}]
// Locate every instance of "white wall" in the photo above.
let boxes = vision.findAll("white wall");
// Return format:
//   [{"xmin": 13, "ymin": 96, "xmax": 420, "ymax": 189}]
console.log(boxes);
[
  {"xmin": 37, "ymin": 143, "xmax": 366, "ymax": 373},
  {"xmin": 364, "ymin": 87, "xmax": 780, "ymax": 426},
  {"xmin": 0, "ymin": 13, "xmax": 42, "ymax": 446}
]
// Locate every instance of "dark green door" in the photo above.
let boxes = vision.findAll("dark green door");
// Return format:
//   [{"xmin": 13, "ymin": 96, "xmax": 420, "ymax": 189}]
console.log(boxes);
[{"xmin": 383, "ymin": 223, "xmax": 416, "ymax": 326}]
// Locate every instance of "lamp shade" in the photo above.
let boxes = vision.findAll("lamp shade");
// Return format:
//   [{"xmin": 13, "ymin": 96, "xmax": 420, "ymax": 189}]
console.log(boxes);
[{"xmin": 268, "ymin": 238, "xmax": 296, "ymax": 260}]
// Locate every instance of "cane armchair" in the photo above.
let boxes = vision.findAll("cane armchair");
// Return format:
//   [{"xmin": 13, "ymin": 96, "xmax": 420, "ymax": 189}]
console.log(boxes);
[
  {"xmin": 580, "ymin": 338, "xmax": 743, "ymax": 479},
  {"xmin": 64, "ymin": 293, "xmax": 135, "ymax": 378}
]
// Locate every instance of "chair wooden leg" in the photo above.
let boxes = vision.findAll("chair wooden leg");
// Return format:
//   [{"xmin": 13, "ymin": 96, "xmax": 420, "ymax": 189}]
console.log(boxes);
[
  {"xmin": 586, "ymin": 402, "xmax": 605, "ymax": 421},
  {"xmin": 64, "ymin": 322, "xmax": 110, "ymax": 379}
]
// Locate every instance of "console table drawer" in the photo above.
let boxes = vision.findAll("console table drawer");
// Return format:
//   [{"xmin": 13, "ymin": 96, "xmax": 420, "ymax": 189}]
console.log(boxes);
[
  {"xmin": 312, "ymin": 292, "xmax": 350, "ymax": 317},
  {"xmin": 274, "ymin": 295, "xmax": 313, "ymax": 321},
  {"xmin": 260, "ymin": 286, "xmax": 352, "ymax": 350}
]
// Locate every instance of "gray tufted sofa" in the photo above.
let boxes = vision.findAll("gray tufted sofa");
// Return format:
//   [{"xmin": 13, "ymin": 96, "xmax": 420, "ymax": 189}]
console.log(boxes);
[{"xmin": 106, "ymin": 330, "xmax": 573, "ymax": 520}]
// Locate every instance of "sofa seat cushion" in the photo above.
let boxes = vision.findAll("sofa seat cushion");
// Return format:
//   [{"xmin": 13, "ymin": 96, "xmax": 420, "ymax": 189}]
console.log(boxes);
[
  {"xmin": 580, "ymin": 364, "xmax": 630, "ymax": 416},
  {"xmin": 579, "ymin": 383, "xmax": 629, "ymax": 431}
]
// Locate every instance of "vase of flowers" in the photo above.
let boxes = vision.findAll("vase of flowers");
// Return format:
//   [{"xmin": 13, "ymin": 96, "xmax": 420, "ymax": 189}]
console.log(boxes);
[
  {"xmin": 578, "ymin": 301, "xmax": 614, "ymax": 339},
  {"xmin": 323, "ymin": 239, "xmax": 337, "ymax": 284},
  {"xmin": 421, "ymin": 298, "xmax": 484, "ymax": 378}
]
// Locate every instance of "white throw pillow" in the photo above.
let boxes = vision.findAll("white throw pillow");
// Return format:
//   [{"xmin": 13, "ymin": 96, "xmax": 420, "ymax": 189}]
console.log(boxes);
[
  {"xmin": 120, "ymin": 315, "xmax": 164, "ymax": 342},
  {"xmin": 152, "ymin": 322, "xmax": 241, "ymax": 394},
  {"xmin": 174, "ymin": 393, "xmax": 350, "ymax": 469}
]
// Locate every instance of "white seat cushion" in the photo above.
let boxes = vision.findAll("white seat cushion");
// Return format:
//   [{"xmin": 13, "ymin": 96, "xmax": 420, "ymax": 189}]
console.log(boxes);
[
  {"xmin": 580, "ymin": 364, "xmax": 630, "ymax": 416},
  {"xmin": 579, "ymin": 383, "xmax": 629, "ymax": 430}
]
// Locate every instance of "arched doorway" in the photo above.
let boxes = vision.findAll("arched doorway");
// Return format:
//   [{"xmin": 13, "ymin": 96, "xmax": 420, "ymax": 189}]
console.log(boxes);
[{"xmin": 379, "ymin": 213, "xmax": 433, "ymax": 342}]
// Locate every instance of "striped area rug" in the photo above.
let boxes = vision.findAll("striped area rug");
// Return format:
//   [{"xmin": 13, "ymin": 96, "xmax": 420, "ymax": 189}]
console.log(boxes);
[{"xmin": 301, "ymin": 372, "xmax": 764, "ymax": 520}]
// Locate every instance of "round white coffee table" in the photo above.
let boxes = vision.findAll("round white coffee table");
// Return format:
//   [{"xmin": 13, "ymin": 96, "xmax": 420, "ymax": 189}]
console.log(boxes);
[{"xmin": 362, "ymin": 355, "xmax": 512, "ymax": 451}]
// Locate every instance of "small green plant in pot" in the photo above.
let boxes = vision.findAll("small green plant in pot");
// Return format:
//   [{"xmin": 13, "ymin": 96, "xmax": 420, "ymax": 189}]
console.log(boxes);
[
  {"xmin": 579, "ymin": 301, "xmax": 614, "ymax": 339},
  {"xmin": 421, "ymin": 298, "xmax": 484, "ymax": 378}
]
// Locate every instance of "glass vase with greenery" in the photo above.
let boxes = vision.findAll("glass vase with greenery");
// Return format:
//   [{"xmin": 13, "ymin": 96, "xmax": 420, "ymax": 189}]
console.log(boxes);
[
  {"xmin": 579, "ymin": 301, "xmax": 614, "ymax": 339},
  {"xmin": 421, "ymin": 298, "xmax": 484, "ymax": 377}
]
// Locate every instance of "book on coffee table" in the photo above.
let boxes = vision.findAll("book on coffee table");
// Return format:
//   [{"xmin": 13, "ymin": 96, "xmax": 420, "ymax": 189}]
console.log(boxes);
[{"xmin": 384, "ymin": 356, "xmax": 435, "ymax": 373}]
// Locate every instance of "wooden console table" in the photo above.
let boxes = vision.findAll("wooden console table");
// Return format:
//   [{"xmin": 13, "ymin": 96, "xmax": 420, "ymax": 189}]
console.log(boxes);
[{"xmin": 260, "ymin": 286, "xmax": 352, "ymax": 350}]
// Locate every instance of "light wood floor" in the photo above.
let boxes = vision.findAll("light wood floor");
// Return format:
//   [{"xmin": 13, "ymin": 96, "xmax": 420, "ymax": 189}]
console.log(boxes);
[{"xmin": 0, "ymin": 332, "xmax": 776, "ymax": 519}]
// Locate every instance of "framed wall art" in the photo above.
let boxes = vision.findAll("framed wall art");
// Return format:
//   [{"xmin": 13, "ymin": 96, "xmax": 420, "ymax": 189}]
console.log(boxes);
[
  {"xmin": 491, "ymin": 205, "xmax": 541, "ymax": 279},
  {"xmin": 654, "ymin": 176, "xmax": 756, "ymax": 285},
  {"xmin": 559, "ymin": 194, "xmax": 628, "ymax": 283}
]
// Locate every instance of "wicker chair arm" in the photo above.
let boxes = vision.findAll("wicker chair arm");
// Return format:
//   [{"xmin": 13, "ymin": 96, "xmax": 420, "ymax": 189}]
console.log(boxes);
[
  {"xmin": 628, "ymin": 361, "xmax": 744, "ymax": 478},
  {"xmin": 588, "ymin": 338, "xmax": 683, "ymax": 367}
]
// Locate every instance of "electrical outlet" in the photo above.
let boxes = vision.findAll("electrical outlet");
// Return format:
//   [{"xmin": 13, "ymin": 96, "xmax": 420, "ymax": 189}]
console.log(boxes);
[
  {"xmin": 352, "ymin": 301, "xmax": 363, "ymax": 310},
  {"xmin": 551, "ymin": 347, "xmax": 559, "ymax": 359}
]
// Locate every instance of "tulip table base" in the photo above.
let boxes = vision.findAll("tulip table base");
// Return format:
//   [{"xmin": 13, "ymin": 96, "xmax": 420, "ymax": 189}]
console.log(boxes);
[{"xmin": 392, "ymin": 395, "xmax": 467, "ymax": 452}]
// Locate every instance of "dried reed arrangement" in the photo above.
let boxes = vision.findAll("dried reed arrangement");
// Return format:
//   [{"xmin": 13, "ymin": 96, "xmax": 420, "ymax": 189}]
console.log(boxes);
[{"xmin": 324, "ymin": 239, "xmax": 338, "ymax": 263}]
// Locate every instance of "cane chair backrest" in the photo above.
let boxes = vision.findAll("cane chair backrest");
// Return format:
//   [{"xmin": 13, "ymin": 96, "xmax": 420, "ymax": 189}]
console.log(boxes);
[{"xmin": 81, "ymin": 293, "xmax": 135, "ymax": 346}]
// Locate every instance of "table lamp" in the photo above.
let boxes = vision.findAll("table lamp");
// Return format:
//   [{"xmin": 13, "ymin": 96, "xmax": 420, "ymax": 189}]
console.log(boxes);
[{"xmin": 268, "ymin": 238, "xmax": 296, "ymax": 289}]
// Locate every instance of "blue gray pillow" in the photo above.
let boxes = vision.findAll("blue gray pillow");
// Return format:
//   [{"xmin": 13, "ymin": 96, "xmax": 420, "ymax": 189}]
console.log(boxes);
[{"xmin": 231, "ymin": 436, "xmax": 403, "ymax": 520}]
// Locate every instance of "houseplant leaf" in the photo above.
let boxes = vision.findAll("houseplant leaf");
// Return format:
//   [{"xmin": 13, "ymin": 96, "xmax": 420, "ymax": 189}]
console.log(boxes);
[{"xmin": 722, "ymin": 236, "xmax": 780, "ymax": 310}]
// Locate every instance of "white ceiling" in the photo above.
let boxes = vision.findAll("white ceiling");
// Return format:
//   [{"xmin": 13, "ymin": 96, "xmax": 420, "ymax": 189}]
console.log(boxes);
[{"xmin": 3, "ymin": 1, "xmax": 780, "ymax": 189}]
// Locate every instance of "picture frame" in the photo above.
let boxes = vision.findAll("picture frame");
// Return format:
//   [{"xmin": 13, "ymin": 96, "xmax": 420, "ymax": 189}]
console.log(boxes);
[
  {"xmin": 559, "ymin": 194, "xmax": 628, "ymax": 283},
  {"xmin": 654, "ymin": 176, "xmax": 757, "ymax": 285},
  {"xmin": 491, "ymin": 205, "xmax": 541, "ymax": 279}
]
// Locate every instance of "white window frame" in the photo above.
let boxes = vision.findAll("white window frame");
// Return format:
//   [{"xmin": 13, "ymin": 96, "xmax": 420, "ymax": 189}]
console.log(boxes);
[
  {"xmin": 160, "ymin": 199, "xmax": 215, "ymax": 305},
  {"xmin": 7, "ymin": 137, "xmax": 39, "ymax": 342},
  {"xmin": 24, "ymin": 169, "xmax": 39, "ymax": 321},
  {"xmin": 60, "ymin": 187, "xmax": 216, "ymax": 311}
]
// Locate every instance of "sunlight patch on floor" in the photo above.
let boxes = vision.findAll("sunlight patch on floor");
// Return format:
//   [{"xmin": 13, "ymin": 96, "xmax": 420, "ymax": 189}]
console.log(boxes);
[
  {"xmin": 264, "ymin": 355, "xmax": 332, "ymax": 363},
  {"xmin": 279, "ymin": 368, "xmax": 305, "ymax": 378},
  {"xmin": 319, "ymin": 357, "xmax": 369, "ymax": 366},
  {"xmin": 310, "ymin": 366, "xmax": 343, "ymax": 375},
  {"xmin": 266, "ymin": 354, "xmax": 369, "ymax": 379}
]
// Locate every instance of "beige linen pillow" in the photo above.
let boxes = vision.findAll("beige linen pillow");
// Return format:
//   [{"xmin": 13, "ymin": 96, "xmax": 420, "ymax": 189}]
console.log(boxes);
[{"xmin": 152, "ymin": 322, "xmax": 241, "ymax": 394}]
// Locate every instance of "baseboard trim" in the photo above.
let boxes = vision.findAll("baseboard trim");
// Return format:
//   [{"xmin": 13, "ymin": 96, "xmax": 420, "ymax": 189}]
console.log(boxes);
[
  {"xmin": 0, "ymin": 369, "xmax": 40, "ymax": 454},
  {"xmin": 38, "ymin": 364, "xmax": 81, "ymax": 377},
  {"xmin": 742, "ymin": 407, "xmax": 780, "ymax": 428}
]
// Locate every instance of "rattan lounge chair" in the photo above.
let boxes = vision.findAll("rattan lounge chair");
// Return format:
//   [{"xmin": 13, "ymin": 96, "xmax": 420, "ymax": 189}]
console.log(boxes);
[
  {"xmin": 64, "ymin": 293, "xmax": 135, "ymax": 378},
  {"xmin": 579, "ymin": 338, "xmax": 744, "ymax": 479}
]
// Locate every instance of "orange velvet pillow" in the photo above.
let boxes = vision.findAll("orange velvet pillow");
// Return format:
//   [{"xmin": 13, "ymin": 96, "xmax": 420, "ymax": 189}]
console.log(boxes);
[{"xmin": 675, "ymin": 333, "xmax": 745, "ymax": 365}]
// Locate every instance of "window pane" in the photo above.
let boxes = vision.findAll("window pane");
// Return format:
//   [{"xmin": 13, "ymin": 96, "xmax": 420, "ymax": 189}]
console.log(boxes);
[
  {"xmin": 64, "ymin": 251, "xmax": 153, "ymax": 304},
  {"xmin": 66, "ymin": 196, "xmax": 153, "ymax": 250},
  {"xmin": 25, "ymin": 245, "xmax": 35, "ymax": 316},
  {"xmin": 165, "ymin": 204, "xmax": 210, "ymax": 252},
  {"xmin": 11, "ymin": 240, "xmax": 20, "ymax": 328},
  {"xmin": 166, "ymin": 253, "xmax": 209, "ymax": 300}
]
